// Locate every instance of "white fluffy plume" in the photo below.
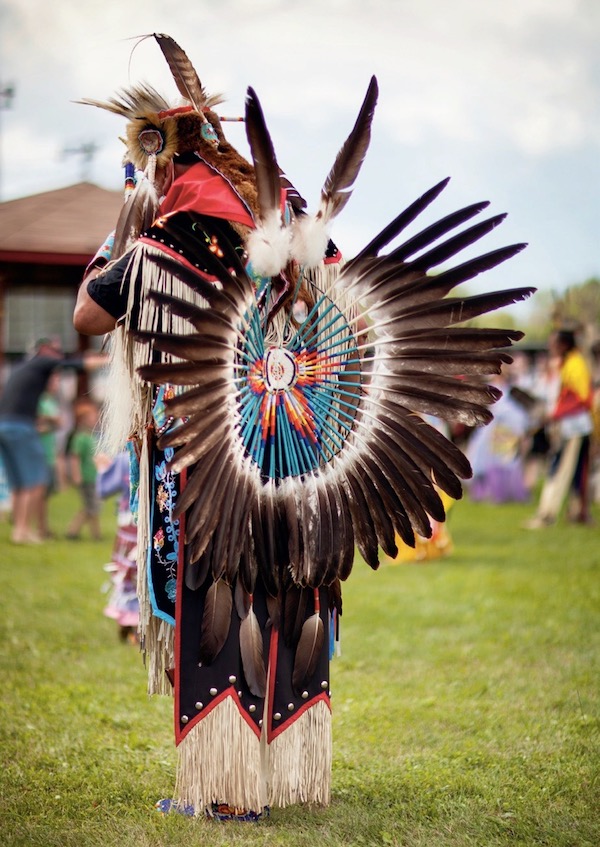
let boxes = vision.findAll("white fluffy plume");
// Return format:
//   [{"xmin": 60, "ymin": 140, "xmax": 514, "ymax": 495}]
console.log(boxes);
[
  {"xmin": 246, "ymin": 209, "xmax": 292, "ymax": 277},
  {"xmin": 290, "ymin": 213, "xmax": 330, "ymax": 269}
]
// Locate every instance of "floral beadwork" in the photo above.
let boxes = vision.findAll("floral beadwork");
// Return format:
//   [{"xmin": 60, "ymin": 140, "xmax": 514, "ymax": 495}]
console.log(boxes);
[{"xmin": 152, "ymin": 447, "xmax": 179, "ymax": 593}]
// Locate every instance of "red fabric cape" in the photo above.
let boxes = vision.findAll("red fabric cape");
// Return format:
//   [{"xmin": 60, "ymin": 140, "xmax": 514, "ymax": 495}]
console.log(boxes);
[{"xmin": 159, "ymin": 160, "xmax": 255, "ymax": 229}]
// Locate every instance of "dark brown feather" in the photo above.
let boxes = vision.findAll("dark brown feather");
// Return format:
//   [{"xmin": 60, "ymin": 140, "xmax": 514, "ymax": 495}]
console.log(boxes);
[
  {"xmin": 376, "ymin": 349, "xmax": 511, "ymax": 376},
  {"xmin": 138, "ymin": 360, "xmax": 230, "ymax": 386},
  {"xmin": 378, "ymin": 370, "xmax": 502, "ymax": 406},
  {"xmin": 184, "ymin": 543, "xmax": 211, "ymax": 591},
  {"xmin": 384, "ymin": 287, "xmax": 535, "ymax": 332},
  {"xmin": 377, "ymin": 380, "xmax": 493, "ymax": 427},
  {"xmin": 366, "ymin": 246, "xmax": 529, "ymax": 315},
  {"xmin": 343, "ymin": 467, "xmax": 381, "ymax": 568},
  {"xmin": 134, "ymin": 330, "xmax": 236, "ymax": 362},
  {"xmin": 292, "ymin": 593, "xmax": 325, "ymax": 694},
  {"xmin": 162, "ymin": 417, "xmax": 229, "ymax": 472},
  {"xmin": 239, "ymin": 603, "xmax": 267, "ymax": 698},
  {"xmin": 234, "ymin": 577, "xmax": 251, "ymax": 620},
  {"xmin": 163, "ymin": 379, "xmax": 230, "ymax": 418},
  {"xmin": 373, "ymin": 409, "xmax": 466, "ymax": 499},
  {"xmin": 112, "ymin": 180, "xmax": 159, "ymax": 259},
  {"xmin": 252, "ymin": 494, "xmax": 280, "ymax": 598},
  {"xmin": 319, "ymin": 76, "xmax": 378, "ymax": 222},
  {"xmin": 198, "ymin": 579, "xmax": 232, "ymax": 664},
  {"xmin": 347, "ymin": 177, "xmax": 451, "ymax": 265},
  {"xmin": 374, "ymin": 326, "xmax": 525, "ymax": 354},
  {"xmin": 266, "ymin": 591, "xmax": 280, "ymax": 630},
  {"xmin": 184, "ymin": 460, "xmax": 239, "ymax": 575},
  {"xmin": 328, "ymin": 578, "xmax": 343, "ymax": 618},
  {"xmin": 367, "ymin": 428, "xmax": 445, "ymax": 527},
  {"xmin": 335, "ymin": 481, "xmax": 355, "ymax": 582},
  {"xmin": 387, "ymin": 206, "xmax": 498, "ymax": 267},
  {"xmin": 360, "ymin": 443, "xmax": 436, "ymax": 540},
  {"xmin": 223, "ymin": 472, "xmax": 255, "ymax": 586},
  {"xmin": 282, "ymin": 484, "xmax": 302, "ymax": 583},
  {"xmin": 153, "ymin": 33, "xmax": 211, "ymax": 112},
  {"xmin": 283, "ymin": 584, "xmax": 309, "ymax": 648},
  {"xmin": 245, "ymin": 87, "xmax": 282, "ymax": 220},
  {"xmin": 174, "ymin": 437, "xmax": 228, "ymax": 520}
]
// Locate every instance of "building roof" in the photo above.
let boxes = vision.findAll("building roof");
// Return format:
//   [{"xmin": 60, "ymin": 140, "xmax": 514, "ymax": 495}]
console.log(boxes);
[{"xmin": 0, "ymin": 182, "xmax": 121, "ymax": 265}]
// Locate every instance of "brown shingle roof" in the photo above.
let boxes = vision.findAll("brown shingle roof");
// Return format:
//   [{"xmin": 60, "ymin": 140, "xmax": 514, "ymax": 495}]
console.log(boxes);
[{"xmin": 0, "ymin": 182, "xmax": 121, "ymax": 262}]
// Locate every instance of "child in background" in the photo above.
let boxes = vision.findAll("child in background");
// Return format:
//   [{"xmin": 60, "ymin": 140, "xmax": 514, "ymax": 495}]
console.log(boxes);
[
  {"xmin": 66, "ymin": 400, "xmax": 101, "ymax": 540},
  {"xmin": 96, "ymin": 451, "xmax": 139, "ymax": 642}
]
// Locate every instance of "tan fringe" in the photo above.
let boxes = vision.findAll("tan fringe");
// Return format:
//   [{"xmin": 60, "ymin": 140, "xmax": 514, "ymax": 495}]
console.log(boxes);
[
  {"xmin": 136, "ymin": 431, "xmax": 151, "ymax": 644},
  {"xmin": 266, "ymin": 699, "xmax": 332, "ymax": 807},
  {"xmin": 114, "ymin": 244, "xmax": 207, "ymax": 696},
  {"xmin": 144, "ymin": 616, "xmax": 175, "ymax": 696},
  {"xmin": 175, "ymin": 696, "xmax": 266, "ymax": 814}
]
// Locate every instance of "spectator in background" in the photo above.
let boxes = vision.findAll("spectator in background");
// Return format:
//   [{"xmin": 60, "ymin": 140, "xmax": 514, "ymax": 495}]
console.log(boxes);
[
  {"xmin": 0, "ymin": 338, "xmax": 64, "ymax": 544},
  {"xmin": 524, "ymin": 329, "xmax": 594, "ymax": 528},
  {"xmin": 36, "ymin": 372, "xmax": 63, "ymax": 538},
  {"xmin": 466, "ymin": 372, "xmax": 531, "ymax": 504},
  {"xmin": 66, "ymin": 399, "xmax": 102, "ymax": 541},
  {"xmin": 0, "ymin": 338, "xmax": 105, "ymax": 543}
]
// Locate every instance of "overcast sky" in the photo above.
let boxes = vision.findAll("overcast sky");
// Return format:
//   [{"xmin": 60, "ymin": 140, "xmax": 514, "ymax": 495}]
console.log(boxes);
[{"xmin": 1, "ymin": 0, "xmax": 599, "ymax": 319}]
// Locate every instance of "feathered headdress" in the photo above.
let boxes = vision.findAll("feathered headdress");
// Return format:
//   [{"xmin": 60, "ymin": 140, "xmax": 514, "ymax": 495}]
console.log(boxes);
[
  {"xmin": 78, "ymin": 33, "xmax": 255, "ymax": 257},
  {"xmin": 79, "ymin": 34, "xmax": 224, "ymax": 171}
]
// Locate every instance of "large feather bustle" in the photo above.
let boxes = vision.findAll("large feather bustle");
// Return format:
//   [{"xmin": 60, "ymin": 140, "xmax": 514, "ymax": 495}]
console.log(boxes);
[{"xmin": 132, "ymin": 168, "xmax": 532, "ymax": 596}]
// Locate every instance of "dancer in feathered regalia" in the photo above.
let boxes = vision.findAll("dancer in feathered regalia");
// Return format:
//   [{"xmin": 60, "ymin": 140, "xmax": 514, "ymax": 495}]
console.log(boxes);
[{"xmin": 74, "ymin": 34, "xmax": 533, "ymax": 818}]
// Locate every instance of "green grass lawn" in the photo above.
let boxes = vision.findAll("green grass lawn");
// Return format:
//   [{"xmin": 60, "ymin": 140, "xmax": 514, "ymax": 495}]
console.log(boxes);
[{"xmin": 0, "ymin": 488, "xmax": 598, "ymax": 846}]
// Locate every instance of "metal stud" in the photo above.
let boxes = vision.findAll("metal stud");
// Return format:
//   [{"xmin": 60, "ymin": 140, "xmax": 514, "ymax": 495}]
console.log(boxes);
[
  {"xmin": 302, "ymin": 690, "xmax": 309, "ymax": 699},
  {"xmin": 209, "ymin": 687, "xmax": 217, "ymax": 696},
  {"xmin": 321, "ymin": 680, "xmax": 328, "ymax": 689},
  {"xmin": 274, "ymin": 712, "xmax": 281, "ymax": 721},
  {"xmin": 195, "ymin": 702, "xmax": 203, "ymax": 711},
  {"xmin": 249, "ymin": 704, "xmax": 256, "ymax": 713},
  {"xmin": 229, "ymin": 675, "xmax": 237, "ymax": 684},
  {"xmin": 181, "ymin": 715, "xmax": 189, "ymax": 724},
  {"xmin": 259, "ymin": 719, "xmax": 263, "ymax": 727},
  {"xmin": 287, "ymin": 703, "xmax": 294, "ymax": 711}
]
